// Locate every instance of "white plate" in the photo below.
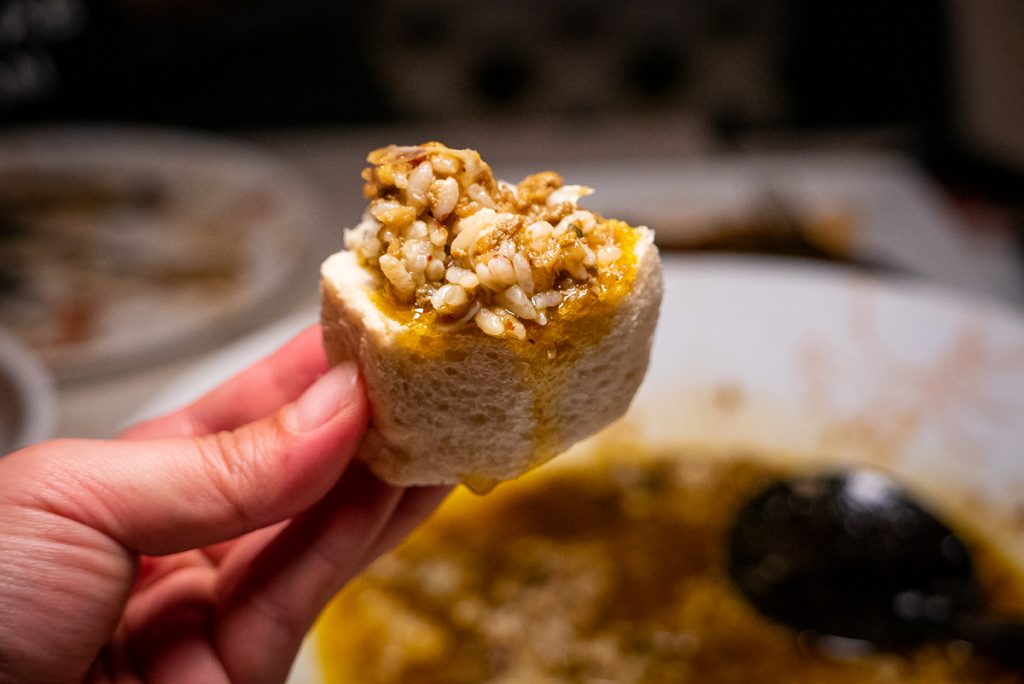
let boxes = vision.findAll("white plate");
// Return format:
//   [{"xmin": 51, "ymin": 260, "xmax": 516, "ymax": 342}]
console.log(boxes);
[
  {"xmin": 0, "ymin": 326, "xmax": 56, "ymax": 454},
  {"xmin": 289, "ymin": 256, "xmax": 1024, "ymax": 683},
  {"xmin": 0, "ymin": 126, "xmax": 318, "ymax": 381},
  {"xmin": 634, "ymin": 257, "xmax": 1024, "ymax": 520},
  {"xmin": 125, "ymin": 256, "xmax": 1024, "ymax": 682}
]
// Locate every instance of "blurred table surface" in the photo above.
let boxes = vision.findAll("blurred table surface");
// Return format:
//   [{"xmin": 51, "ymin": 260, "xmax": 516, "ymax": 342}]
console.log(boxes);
[{"xmin": 50, "ymin": 118, "xmax": 1024, "ymax": 440}]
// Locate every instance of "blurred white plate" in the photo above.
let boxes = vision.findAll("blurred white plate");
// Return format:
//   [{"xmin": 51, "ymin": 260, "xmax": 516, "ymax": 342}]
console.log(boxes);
[
  {"xmin": 0, "ymin": 327, "xmax": 56, "ymax": 455},
  {"xmin": 0, "ymin": 126, "xmax": 318, "ymax": 382},
  {"xmin": 632, "ymin": 256, "xmax": 1024, "ymax": 516},
  {"xmin": 123, "ymin": 256, "xmax": 1024, "ymax": 682}
]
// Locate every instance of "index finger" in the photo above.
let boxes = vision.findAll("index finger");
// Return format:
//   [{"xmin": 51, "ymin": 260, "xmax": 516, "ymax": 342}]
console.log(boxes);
[{"xmin": 121, "ymin": 325, "xmax": 329, "ymax": 439}]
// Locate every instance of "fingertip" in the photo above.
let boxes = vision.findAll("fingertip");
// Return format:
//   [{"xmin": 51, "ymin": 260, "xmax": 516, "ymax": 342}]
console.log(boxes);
[
  {"xmin": 265, "ymin": 362, "xmax": 369, "ymax": 511},
  {"xmin": 246, "ymin": 363, "xmax": 368, "ymax": 519},
  {"xmin": 284, "ymin": 362, "xmax": 363, "ymax": 434}
]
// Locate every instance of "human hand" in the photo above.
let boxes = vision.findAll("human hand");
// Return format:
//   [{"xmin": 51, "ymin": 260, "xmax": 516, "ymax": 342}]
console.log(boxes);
[{"xmin": 0, "ymin": 326, "xmax": 449, "ymax": 684}]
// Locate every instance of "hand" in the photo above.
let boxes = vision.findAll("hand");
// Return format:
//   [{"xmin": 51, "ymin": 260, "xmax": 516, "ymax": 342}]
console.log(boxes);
[{"xmin": 0, "ymin": 326, "xmax": 449, "ymax": 684}]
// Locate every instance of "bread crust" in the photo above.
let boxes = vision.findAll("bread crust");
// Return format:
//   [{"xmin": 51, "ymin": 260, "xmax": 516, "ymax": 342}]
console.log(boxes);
[{"xmin": 321, "ymin": 228, "xmax": 662, "ymax": 487}]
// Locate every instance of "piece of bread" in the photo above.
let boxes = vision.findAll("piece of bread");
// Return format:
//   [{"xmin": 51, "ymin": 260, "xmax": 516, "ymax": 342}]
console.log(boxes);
[
  {"xmin": 320, "ymin": 143, "xmax": 662, "ymax": 489},
  {"xmin": 321, "ymin": 231, "xmax": 660, "ymax": 489}
]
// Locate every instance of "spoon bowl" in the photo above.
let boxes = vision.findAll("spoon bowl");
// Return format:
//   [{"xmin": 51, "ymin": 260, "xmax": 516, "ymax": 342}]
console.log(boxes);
[{"xmin": 728, "ymin": 469, "xmax": 1024, "ymax": 666}]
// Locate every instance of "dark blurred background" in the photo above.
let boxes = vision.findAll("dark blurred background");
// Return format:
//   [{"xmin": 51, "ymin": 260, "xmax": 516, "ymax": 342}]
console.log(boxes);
[
  {"xmin": 1, "ymin": 0, "xmax": 1022, "ymax": 210},
  {"xmin": 3, "ymin": 0, "xmax": 1023, "ymax": 436}
]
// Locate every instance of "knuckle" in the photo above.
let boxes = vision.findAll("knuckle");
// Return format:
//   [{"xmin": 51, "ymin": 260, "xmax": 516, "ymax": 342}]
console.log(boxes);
[
  {"xmin": 193, "ymin": 427, "xmax": 279, "ymax": 525},
  {"xmin": 248, "ymin": 590, "xmax": 307, "ymax": 644},
  {"xmin": 308, "ymin": 536, "xmax": 352, "ymax": 579}
]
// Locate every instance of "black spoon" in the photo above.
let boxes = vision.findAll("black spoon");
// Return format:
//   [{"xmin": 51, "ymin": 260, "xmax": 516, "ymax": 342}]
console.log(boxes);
[{"xmin": 727, "ymin": 469, "xmax": 1024, "ymax": 669}]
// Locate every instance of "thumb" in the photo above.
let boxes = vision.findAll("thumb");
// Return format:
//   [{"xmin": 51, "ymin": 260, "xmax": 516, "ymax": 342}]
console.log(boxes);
[{"xmin": 6, "ymin": 362, "xmax": 367, "ymax": 555}]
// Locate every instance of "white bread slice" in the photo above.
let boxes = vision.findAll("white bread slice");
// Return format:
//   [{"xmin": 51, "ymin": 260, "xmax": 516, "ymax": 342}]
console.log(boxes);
[{"xmin": 320, "ymin": 227, "xmax": 662, "ymax": 488}]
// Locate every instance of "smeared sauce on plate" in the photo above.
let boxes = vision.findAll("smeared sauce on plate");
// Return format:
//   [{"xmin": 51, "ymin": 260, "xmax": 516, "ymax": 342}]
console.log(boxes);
[{"xmin": 316, "ymin": 447, "xmax": 1024, "ymax": 682}]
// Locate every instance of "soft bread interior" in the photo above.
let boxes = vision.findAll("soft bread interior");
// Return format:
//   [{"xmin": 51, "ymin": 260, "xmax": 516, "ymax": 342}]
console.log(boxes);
[{"xmin": 320, "ymin": 227, "xmax": 662, "ymax": 487}]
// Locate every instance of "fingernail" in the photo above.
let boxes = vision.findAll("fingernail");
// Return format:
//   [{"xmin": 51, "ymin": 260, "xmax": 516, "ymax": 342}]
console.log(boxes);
[{"xmin": 286, "ymin": 362, "xmax": 360, "ymax": 433}]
